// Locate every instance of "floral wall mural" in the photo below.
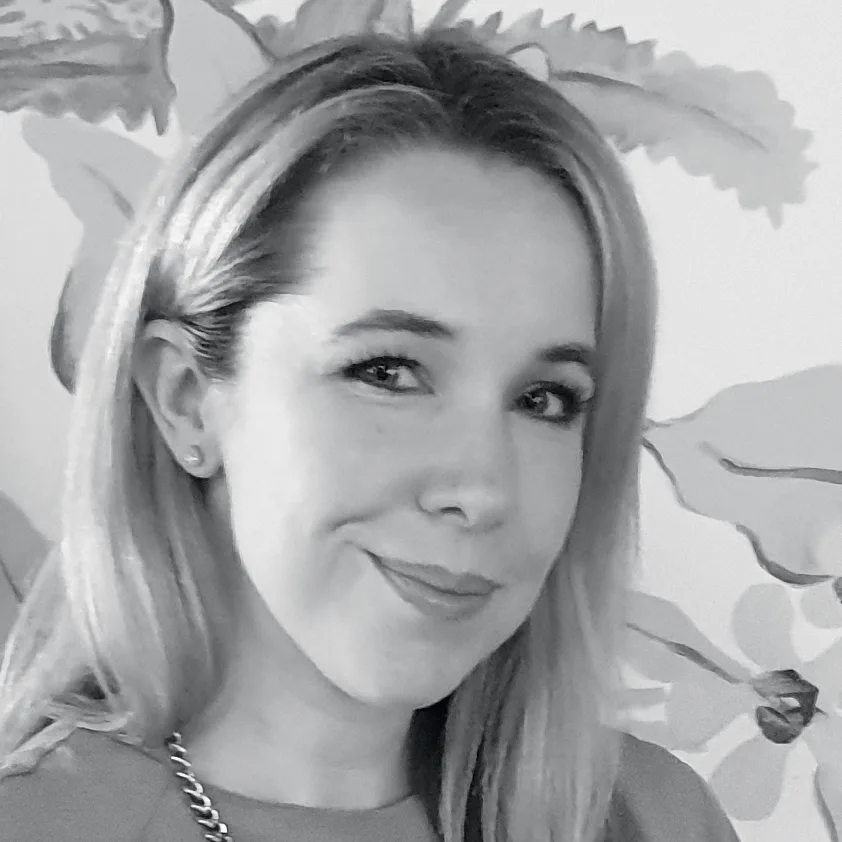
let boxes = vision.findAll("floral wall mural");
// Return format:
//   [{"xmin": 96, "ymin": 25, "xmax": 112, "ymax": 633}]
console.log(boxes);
[{"xmin": 1, "ymin": 1, "xmax": 839, "ymax": 840}]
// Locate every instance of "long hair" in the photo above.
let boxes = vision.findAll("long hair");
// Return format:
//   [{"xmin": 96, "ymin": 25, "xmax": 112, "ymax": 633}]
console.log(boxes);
[{"xmin": 0, "ymin": 27, "xmax": 657, "ymax": 842}]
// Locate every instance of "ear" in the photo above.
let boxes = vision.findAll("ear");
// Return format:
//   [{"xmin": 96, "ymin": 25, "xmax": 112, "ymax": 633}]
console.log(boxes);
[{"xmin": 132, "ymin": 320, "xmax": 222, "ymax": 478}]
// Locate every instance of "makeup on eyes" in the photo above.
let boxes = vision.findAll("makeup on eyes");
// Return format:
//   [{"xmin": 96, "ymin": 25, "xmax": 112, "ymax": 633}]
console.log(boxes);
[
  {"xmin": 326, "ymin": 339, "xmax": 595, "ymax": 427},
  {"xmin": 327, "ymin": 340, "xmax": 430, "ymax": 389}
]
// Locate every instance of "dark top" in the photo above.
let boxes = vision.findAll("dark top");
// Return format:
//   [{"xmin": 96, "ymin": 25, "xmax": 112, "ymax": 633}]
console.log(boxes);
[{"xmin": 0, "ymin": 727, "xmax": 740, "ymax": 841}]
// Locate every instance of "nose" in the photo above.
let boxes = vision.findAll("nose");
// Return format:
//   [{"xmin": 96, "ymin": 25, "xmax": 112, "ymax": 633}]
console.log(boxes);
[{"xmin": 416, "ymin": 410, "xmax": 513, "ymax": 532}]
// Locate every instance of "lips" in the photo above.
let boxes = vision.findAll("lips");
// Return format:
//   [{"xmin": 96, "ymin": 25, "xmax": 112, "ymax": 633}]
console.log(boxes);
[
  {"xmin": 367, "ymin": 551, "xmax": 500, "ymax": 622},
  {"xmin": 370, "ymin": 554, "xmax": 501, "ymax": 597}
]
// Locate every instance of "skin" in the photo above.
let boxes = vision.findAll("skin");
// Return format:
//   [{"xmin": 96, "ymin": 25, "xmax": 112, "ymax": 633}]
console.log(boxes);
[{"xmin": 134, "ymin": 146, "xmax": 597, "ymax": 810}]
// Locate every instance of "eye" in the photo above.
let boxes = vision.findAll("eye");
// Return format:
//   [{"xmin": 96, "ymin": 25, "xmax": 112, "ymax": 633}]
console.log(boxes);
[
  {"xmin": 343, "ymin": 355, "xmax": 425, "ymax": 393},
  {"xmin": 518, "ymin": 383, "xmax": 590, "ymax": 426}
]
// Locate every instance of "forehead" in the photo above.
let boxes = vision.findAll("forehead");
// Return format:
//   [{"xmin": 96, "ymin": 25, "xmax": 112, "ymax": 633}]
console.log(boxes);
[{"xmin": 297, "ymin": 147, "xmax": 597, "ymax": 346}]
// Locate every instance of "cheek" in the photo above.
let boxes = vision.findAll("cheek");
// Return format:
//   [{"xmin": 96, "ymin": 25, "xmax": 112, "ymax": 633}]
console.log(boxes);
[
  {"xmin": 518, "ymin": 435, "xmax": 584, "ymax": 562},
  {"xmin": 217, "ymin": 387, "xmax": 320, "ymax": 583},
  {"xmin": 309, "ymin": 399, "xmax": 422, "ymax": 505},
  {"xmin": 219, "ymin": 390, "xmax": 397, "ymax": 566}
]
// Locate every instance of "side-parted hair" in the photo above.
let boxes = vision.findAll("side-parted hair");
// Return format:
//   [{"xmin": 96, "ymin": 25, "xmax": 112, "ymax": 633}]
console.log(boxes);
[{"xmin": 0, "ymin": 27, "xmax": 657, "ymax": 842}]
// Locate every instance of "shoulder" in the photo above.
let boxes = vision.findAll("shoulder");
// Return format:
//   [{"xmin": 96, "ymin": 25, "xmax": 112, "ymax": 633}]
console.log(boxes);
[
  {"xmin": 611, "ymin": 732, "xmax": 740, "ymax": 842},
  {"xmin": 0, "ymin": 727, "xmax": 177, "ymax": 842}
]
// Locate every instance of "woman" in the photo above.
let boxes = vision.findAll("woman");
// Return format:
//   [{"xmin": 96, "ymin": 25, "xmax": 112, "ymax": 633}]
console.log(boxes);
[{"xmin": 0, "ymin": 27, "xmax": 739, "ymax": 842}]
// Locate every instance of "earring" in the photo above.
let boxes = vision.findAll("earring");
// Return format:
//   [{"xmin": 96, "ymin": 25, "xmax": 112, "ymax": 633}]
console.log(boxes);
[{"xmin": 183, "ymin": 446, "xmax": 203, "ymax": 470}]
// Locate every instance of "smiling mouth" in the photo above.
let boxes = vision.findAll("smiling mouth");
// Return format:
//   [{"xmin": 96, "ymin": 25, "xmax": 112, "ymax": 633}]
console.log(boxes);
[
  {"xmin": 366, "ymin": 552, "xmax": 500, "ymax": 621},
  {"xmin": 370, "ymin": 553, "xmax": 501, "ymax": 596}
]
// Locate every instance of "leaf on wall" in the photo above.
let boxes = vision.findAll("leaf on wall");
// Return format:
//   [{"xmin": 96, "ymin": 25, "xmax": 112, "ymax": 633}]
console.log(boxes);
[
  {"xmin": 252, "ymin": 0, "xmax": 397, "ymax": 58},
  {"xmin": 371, "ymin": 0, "xmax": 414, "ymax": 37},
  {"xmin": 163, "ymin": 0, "xmax": 274, "ymax": 137},
  {"xmin": 625, "ymin": 591, "xmax": 751, "ymax": 685},
  {"xmin": 453, "ymin": 10, "xmax": 814, "ymax": 225},
  {"xmin": 427, "ymin": 0, "xmax": 473, "ymax": 31},
  {"xmin": 644, "ymin": 365, "xmax": 842, "ymax": 584},
  {"xmin": 3, "ymin": 0, "xmax": 815, "ymax": 221},
  {"xmin": 22, "ymin": 115, "xmax": 162, "ymax": 391},
  {"xmin": 0, "ymin": 492, "xmax": 49, "ymax": 602},
  {"xmin": 0, "ymin": 0, "xmax": 175, "ymax": 132},
  {"xmin": 0, "ymin": 565, "xmax": 20, "ymax": 653},
  {"xmin": 652, "ymin": 365, "xmax": 842, "ymax": 474},
  {"xmin": 0, "ymin": 493, "xmax": 49, "ymax": 646}
]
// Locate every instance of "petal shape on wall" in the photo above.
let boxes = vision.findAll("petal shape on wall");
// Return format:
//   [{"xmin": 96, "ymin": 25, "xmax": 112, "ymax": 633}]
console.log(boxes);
[
  {"xmin": 163, "ymin": 0, "xmax": 273, "ymax": 137},
  {"xmin": 644, "ymin": 366, "xmax": 842, "ymax": 583},
  {"xmin": 710, "ymin": 733, "xmax": 791, "ymax": 820},
  {"xmin": 620, "ymin": 685, "xmax": 670, "ymax": 708},
  {"xmin": 619, "ymin": 720, "xmax": 684, "ymax": 751},
  {"xmin": 22, "ymin": 115, "xmax": 161, "ymax": 391},
  {"xmin": 731, "ymin": 584, "xmax": 800, "ymax": 670},
  {"xmin": 666, "ymin": 669, "xmax": 752, "ymax": 750},
  {"xmin": 815, "ymin": 767, "xmax": 842, "ymax": 842},
  {"xmin": 801, "ymin": 582, "xmax": 842, "ymax": 630},
  {"xmin": 0, "ymin": 0, "xmax": 175, "ymax": 132},
  {"xmin": 453, "ymin": 10, "xmax": 815, "ymax": 225},
  {"xmin": 806, "ymin": 716, "xmax": 842, "ymax": 842},
  {"xmin": 801, "ymin": 639, "xmax": 842, "ymax": 721}
]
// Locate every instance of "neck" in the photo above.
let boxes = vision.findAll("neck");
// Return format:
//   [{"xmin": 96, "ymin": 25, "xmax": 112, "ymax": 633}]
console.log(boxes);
[{"xmin": 178, "ymin": 590, "xmax": 416, "ymax": 810}]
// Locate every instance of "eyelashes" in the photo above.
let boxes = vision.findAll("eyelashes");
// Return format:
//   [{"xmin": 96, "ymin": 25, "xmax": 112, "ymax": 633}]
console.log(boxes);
[
  {"xmin": 342, "ymin": 354, "xmax": 426, "ymax": 394},
  {"xmin": 517, "ymin": 381, "xmax": 591, "ymax": 426},
  {"xmin": 338, "ymin": 353, "xmax": 592, "ymax": 427}
]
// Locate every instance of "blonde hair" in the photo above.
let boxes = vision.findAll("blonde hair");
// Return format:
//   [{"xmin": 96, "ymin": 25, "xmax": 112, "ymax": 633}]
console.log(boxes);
[{"xmin": 0, "ymin": 28, "xmax": 656, "ymax": 842}]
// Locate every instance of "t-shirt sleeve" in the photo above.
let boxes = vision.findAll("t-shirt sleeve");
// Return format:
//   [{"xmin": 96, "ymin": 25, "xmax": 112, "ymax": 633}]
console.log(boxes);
[
  {"xmin": 0, "ymin": 730, "xmax": 172, "ymax": 842},
  {"xmin": 614, "ymin": 733, "xmax": 741, "ymax": 842}
]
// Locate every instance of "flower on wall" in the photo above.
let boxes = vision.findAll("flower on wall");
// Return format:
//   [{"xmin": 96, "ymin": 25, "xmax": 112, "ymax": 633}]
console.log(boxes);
[
  {"xmin": 639, "ymin": 365, "xmax": 842, "ymax": 835},
  {"xmin": 622, "ymin": 585, "xmax": 842, "ymax": 837}
]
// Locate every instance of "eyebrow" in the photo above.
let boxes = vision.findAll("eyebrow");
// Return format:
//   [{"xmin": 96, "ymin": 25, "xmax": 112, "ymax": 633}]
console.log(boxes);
[{"xmin": 331, "ymin": 308, "xmax": 594, "ymax": 369}]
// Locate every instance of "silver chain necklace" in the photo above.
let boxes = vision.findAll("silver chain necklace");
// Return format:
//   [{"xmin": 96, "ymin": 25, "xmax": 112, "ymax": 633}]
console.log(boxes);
[{"xmin": 166, "ymin": 731, "xmax": 234, "ymax": 842}]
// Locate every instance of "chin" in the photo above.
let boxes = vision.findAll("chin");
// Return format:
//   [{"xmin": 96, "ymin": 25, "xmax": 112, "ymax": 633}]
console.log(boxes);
[{"xmin": 337, "ymin": 665, "xmax": 465, "ymax": 712}]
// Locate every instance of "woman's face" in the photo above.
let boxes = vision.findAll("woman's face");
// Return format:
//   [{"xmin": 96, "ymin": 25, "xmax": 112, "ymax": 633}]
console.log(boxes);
[{"xmin": 210, "ymin": 146, "xmax": 597, "ymax": 710}]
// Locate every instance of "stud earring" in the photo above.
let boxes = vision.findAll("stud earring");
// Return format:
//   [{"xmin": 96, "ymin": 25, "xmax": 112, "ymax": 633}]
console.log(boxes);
[{"xmin": 183, "ymin": 446, "xmax": 203, "ymax": 469}]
